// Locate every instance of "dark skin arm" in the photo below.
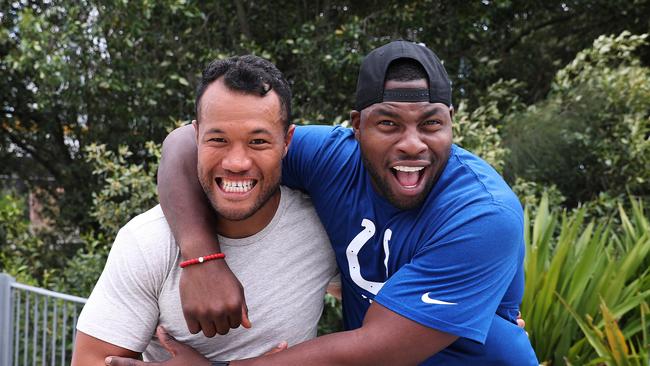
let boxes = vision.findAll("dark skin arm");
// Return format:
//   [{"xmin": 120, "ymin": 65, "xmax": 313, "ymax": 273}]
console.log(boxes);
[
  {"xmin": 72, "ymin": 331, "xmax": 140, "ymax": 366},
  {"xmin": 107, "ymin": 302, "xmax": 458, "ymax": 366},
  {"xmin": 158, "ymin": 125, "xmax": 250, "ymax": 336}
]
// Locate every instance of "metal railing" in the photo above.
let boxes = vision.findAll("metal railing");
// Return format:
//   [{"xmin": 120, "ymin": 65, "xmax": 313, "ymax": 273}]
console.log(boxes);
[{"xmin": 0, "ymin": 273, "xmax": 87, "ymax": 366}]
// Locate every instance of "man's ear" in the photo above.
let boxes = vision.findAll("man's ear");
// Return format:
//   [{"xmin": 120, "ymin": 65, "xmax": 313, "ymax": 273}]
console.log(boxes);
[
  {"xmin": 449, "ymin": 105, "xmax": 455, "ymax": 120},
  {"xmin": 192, "ymin": 120, "xmax": 199, "ymax": 142},
  {"xmin": 283, "ymin": 124, "xmax": 296, "ymax": 158},
  {"xmin": 350, "ymin": 110, "xmax": 361, "ymax": 140}
]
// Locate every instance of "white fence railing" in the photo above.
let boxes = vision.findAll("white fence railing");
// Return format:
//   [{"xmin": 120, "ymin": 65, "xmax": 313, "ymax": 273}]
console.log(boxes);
[{"xmin": 0, "ymin": 273, "xmax": 87, "ymax": 366}]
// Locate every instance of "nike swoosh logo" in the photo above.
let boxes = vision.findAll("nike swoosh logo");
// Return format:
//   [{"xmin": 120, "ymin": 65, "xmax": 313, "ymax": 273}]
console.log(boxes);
[{"xmin": 421, "ymin": 292, "xmax": 457, "ymax": 305}]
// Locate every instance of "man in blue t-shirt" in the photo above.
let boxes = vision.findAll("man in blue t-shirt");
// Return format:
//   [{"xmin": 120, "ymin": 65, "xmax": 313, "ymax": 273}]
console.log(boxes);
[{"xmin": 108, "ymin": 41, "xmax": 538, "ymax": 365}]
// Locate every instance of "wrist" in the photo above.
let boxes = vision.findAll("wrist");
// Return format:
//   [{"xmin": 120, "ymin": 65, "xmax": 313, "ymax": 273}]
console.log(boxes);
[
  {"xmin": 180, "ymin": 252, "xmax": 226, "ymax": 268},
  {"xmin": 178, "ymin": 239, "xmax": 222, "ymax": 260},
  {"xmin": 182, "ymin": 257, "xmax": 232, "ymax": 274}
]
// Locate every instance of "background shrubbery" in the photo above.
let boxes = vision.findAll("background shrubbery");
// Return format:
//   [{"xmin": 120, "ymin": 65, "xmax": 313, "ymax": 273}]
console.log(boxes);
[{"xmin": 1, "ymin": 2, "xmax": 649, "ymax": 364}]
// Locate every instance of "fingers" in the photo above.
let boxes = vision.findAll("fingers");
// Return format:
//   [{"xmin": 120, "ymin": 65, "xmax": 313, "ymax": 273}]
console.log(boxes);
[
  {"xmin": 516, "ymin": 311, "xmax": 525, "ymax": 329},
  {"xmin": 263, "ymin": 341, "xmax": 288, "ymax": 356},
  {"xmin": 517, "ymin": 318, "xmax": 526, "ymax": 328},
  {"xmin": 200, "ymin": 318, "xmax": 219, "ymax": 337},
  {"xmin": 226, "ymin": 307, "xmax": 242, "ymax": 331},
  {"xmin": 239, "ymin": 301, "xmax": 251, "ymax": 329},
  {"xmin": 105, "ymin": 356, "xmax": 153, "ymax": 366},
  {"xmin": 156, "ymin": 326, "xmax": 179, "ymax": 357},
  {"xmin": 185, "ymin": 317, "xmax": 201, "ymax": 335}
]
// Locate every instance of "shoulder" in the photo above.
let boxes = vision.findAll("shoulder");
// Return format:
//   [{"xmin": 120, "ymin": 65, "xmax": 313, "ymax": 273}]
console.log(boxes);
[
  {"xmin": 111, "ymin": 205, "xmax": 178, "ymax": 274},
  {"xmin": 431, "ymin": 145, "xmax": 522, "ymax": 218},
  {"xmin": 278, "ymin": 186, "xmax": 323, "ymax": 224},
  {"xmin": 292, "ymin": 125, "xmax": 356, "ymax": 154},
  {"xmin": 293, "ymin": 124, "xmax": 352, "ymax": 139},
  {"xmin": 120, "ymin": 205, "xmax": 175, "ymax": 247},
  {"xmin": 276, "ymin": 187, "xmax": 331, "ymax": 244}
]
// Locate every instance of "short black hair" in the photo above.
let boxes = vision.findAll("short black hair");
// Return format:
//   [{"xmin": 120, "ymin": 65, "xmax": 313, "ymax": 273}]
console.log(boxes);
[
  {"xmin": 384, "ymin": 58, "xmax": 428, "ymax": 83},
  {"xmin": 195, "ymin": 55, "xmax": 292, "ymax": 129}
]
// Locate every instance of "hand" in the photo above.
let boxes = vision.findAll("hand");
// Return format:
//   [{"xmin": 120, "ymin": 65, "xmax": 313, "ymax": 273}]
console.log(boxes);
[
  {"xmin": 180, "ymin": 260, "xmax": 252, "ymax": 337},
  {"xmin": 516, "ymin": 311, "xmax": 525, "ymax": 329},
  {"xmin": 517, "ymin": 311, "xmax": 528, "ymax": 337},
  {"xmin": 263, "ymin": 341, "xmax": 288, "ymax": 356},
  {"xmin": 105, "ymin": 326, "xmax": 210, "ymax": 366}
]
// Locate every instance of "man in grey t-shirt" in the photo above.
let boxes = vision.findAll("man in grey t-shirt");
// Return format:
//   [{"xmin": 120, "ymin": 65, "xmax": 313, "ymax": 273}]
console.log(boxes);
[{"xmin": 72, "ymin": 55, "xmax": 337, "ymax": 365}]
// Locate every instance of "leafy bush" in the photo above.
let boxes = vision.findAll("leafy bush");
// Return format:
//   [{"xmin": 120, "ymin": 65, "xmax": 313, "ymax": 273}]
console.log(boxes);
[
  {"xmin": 0, "ymin": 193, "xmax": 76, "ymax": 286},
  {"xmin": 504, "ymin": 32, "xmax": 650, "ymax": 207},
  {"xmin": 85, "ymin": 142, "xmax": 161, "ymax": 238},
  {"xmin": 453, "ymin": 78, "xmax": 525, "ymax": 173}
]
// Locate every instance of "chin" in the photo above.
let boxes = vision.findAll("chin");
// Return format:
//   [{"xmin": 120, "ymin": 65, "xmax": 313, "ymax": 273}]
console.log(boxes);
[
  {"xmin": 216, "ymin": 206, "xmax": 257, "ymax": 221},
  {"xmin": 387, "ymin": 195, "xmax": 426, "ymax": 210}
]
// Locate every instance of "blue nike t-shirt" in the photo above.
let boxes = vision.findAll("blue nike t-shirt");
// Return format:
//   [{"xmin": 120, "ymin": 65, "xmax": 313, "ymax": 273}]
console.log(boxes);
[{"xmin": 282, "ymin": 125, "xmax": 538, "ymax": 365}]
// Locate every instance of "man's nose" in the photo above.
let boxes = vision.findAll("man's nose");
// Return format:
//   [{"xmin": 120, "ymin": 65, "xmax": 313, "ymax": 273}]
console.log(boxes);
[
  {"xmin": 222, "ymin": 144, "xmax": 252, "ymax": 172},
  {"xmin": 396, "ymin": 130, "xmax": 427, "ymax": 157}
]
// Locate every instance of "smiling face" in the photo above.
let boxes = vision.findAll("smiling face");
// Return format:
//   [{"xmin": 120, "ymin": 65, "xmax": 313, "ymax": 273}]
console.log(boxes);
[
  {"xmin": 195, "ymin": 78, "xmax": 293, "ymax": 236},
  {"xmin": 352, "ymin": 79, "xmax": 453, "ymax": 210}
]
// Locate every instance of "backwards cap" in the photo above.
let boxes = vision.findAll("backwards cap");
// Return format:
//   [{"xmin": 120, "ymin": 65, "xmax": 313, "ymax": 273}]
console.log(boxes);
[{"xmin": 354, "ymin": 40, "xmax": 452, "ymax": 111}]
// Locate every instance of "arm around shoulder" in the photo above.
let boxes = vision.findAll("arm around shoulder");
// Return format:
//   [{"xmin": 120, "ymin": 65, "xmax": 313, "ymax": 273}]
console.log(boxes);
[
  {"xmin": 157, "ymin": 124, "xmax": 250, "ymax": 336},
  {"xmin": 158, "ymin": 124, "xmax": 219, "ymax": 254}
]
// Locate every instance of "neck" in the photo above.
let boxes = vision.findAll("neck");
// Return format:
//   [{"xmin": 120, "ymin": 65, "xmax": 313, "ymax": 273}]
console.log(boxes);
[{"xmin": 215, "ymin": 189, "xmax": 281, "ymax": 239}]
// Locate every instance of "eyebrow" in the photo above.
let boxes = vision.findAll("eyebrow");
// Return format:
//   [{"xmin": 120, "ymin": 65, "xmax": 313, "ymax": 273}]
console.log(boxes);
[
  {"xmin": 369, "ymin": 107, "xmax": 401, "ymax": 119},
  {"xmin": 420, "ymin": 107, "xmax": 446, "ymax": 120},
  {"xmin": 203, "ymin": 127, "xmax": 273, "ymax": 135}
]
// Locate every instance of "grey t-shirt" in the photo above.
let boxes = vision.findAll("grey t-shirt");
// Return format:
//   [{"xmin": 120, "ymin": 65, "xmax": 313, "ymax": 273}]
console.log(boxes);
[{"xmin": 77, "ymin": 186, "xmax": 337, "ymax": 361}]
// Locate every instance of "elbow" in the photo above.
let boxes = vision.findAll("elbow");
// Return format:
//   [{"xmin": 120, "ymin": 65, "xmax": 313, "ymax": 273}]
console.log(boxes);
[{"xmin": 158, "ymin": 124, "xmax": 197, "ymax": 180}]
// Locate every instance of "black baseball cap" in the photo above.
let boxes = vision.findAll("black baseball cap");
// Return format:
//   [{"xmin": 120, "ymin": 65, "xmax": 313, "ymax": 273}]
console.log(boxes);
[{"xmin": 354, "ymin": 40, "xmax": 452, "ymax": 111}]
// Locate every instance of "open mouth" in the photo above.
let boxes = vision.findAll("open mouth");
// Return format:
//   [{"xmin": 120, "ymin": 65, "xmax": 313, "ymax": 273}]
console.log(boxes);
[
  {"xmin": 391, "ymin": 165, "xmax": 425, "ymax": 189},
  {"xmin": 217, "ymin": 178, "xmax": 258, "ymax": 193}
]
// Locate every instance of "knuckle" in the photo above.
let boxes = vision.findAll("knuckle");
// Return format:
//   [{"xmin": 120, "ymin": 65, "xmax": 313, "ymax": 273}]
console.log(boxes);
[{"xmin": 203, "ymin": 329, "xmax": 217, "ymax": 338}]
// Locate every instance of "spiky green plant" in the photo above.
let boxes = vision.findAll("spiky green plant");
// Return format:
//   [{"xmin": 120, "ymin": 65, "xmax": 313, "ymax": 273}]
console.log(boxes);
[{"xmin": 522, "ymin": 195, "xmax": 650, "ymax": 365}]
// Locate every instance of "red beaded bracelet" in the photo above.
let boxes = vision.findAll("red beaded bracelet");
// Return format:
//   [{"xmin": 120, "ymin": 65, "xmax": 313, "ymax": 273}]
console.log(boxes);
[{"xmin": 180, "ymin": 253, "xmax": 226, "ymax": 268}]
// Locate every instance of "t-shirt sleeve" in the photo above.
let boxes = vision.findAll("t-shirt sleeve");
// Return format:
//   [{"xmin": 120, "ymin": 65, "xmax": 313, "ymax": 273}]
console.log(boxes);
[
  {"xmin": 281, "ymin": 125, "xmax": 338, "ymax": 191},
  {"xmin": 76, "ymin": 227, "xmax": 163, "ymax": 352},
  {"xmin": 373, "ymin": 203, "xmax": 523, "ymax": 344}
]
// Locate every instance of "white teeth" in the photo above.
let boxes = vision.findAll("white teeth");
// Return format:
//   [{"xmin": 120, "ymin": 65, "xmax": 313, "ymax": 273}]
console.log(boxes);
[
  {"xmin": 393, "ymin": 166, "xmax": 424, "ymax": 172},
  {"xmin": 221, "ymin": 179, "xmax": 255, "ymax": 193}
]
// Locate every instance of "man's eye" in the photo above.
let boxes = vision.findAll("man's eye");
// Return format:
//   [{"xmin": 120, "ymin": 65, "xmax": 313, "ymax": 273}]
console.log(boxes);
[
  {"xmin": 422, "ymin": 120, "xmax": 441, "ymax": 126},
  {"xmin": 208, "ymin": 137, "xmax": 226, "ymax": 143},
  {"xmin": 378, "ymin": 120, "xmax": 396, "ymax": 127},
  {"xmin": 250, "ymin": 139, "xmax": 268, "ymax": 145}
]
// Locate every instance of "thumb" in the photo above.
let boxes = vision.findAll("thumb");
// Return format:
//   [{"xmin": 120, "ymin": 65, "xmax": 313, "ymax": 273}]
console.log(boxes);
[
  {"xmin": 241, "ymin": 303, "xmax": 252, "ymax": 329},
  {"xmin": 105, "ymin": 356, "xmax": 150, "ymax": 366},
  {"xmin": 263, "ymin": 341, "xmax": 288, "ymax": 356},
  {"xmin": 156, "ymin": 326, "xmax": 180, "ymax": 357}
]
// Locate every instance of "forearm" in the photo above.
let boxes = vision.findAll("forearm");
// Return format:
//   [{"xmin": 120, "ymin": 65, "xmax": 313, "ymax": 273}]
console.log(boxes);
[
  {"xmin": 158, "ymin": 124, "xmax": 220, "ymax": 257},
  {"xmin": 234, "ymin": 329, "xmax": 374, "ymax": 366},
  {"xmin": 72, "ymin": 331, "xmax": 140, "ymax": 366},
  {"xmin": 232, "ymin": 304, "xmax": 457, "ymax": 366}
]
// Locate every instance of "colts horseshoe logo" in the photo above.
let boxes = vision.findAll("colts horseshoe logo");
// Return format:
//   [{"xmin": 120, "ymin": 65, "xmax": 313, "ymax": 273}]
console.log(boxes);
[{"xmin": 346, "ymin": 219, "xmax": 391, "ymax": 295}]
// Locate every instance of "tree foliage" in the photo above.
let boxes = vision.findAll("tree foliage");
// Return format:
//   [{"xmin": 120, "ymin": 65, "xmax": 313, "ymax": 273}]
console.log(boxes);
[{"xmin": 3, "ymin": 1, "xmax": 650, "ymax": 233}]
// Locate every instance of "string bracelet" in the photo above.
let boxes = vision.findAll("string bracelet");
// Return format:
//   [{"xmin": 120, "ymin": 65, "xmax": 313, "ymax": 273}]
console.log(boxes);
[{"xmin": 180, "ymin": 253, "xmax": 226, "ymax": 268}]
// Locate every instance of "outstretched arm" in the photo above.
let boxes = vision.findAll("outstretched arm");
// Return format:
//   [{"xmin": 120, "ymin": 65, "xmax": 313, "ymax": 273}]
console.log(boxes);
[
  {"xmin": 234, "ymin": 302, "xmax": 457, "ymax": 366},
  {"xmin": 158, "ymin": 124, "xmax": 250, "ymax": 336}
]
